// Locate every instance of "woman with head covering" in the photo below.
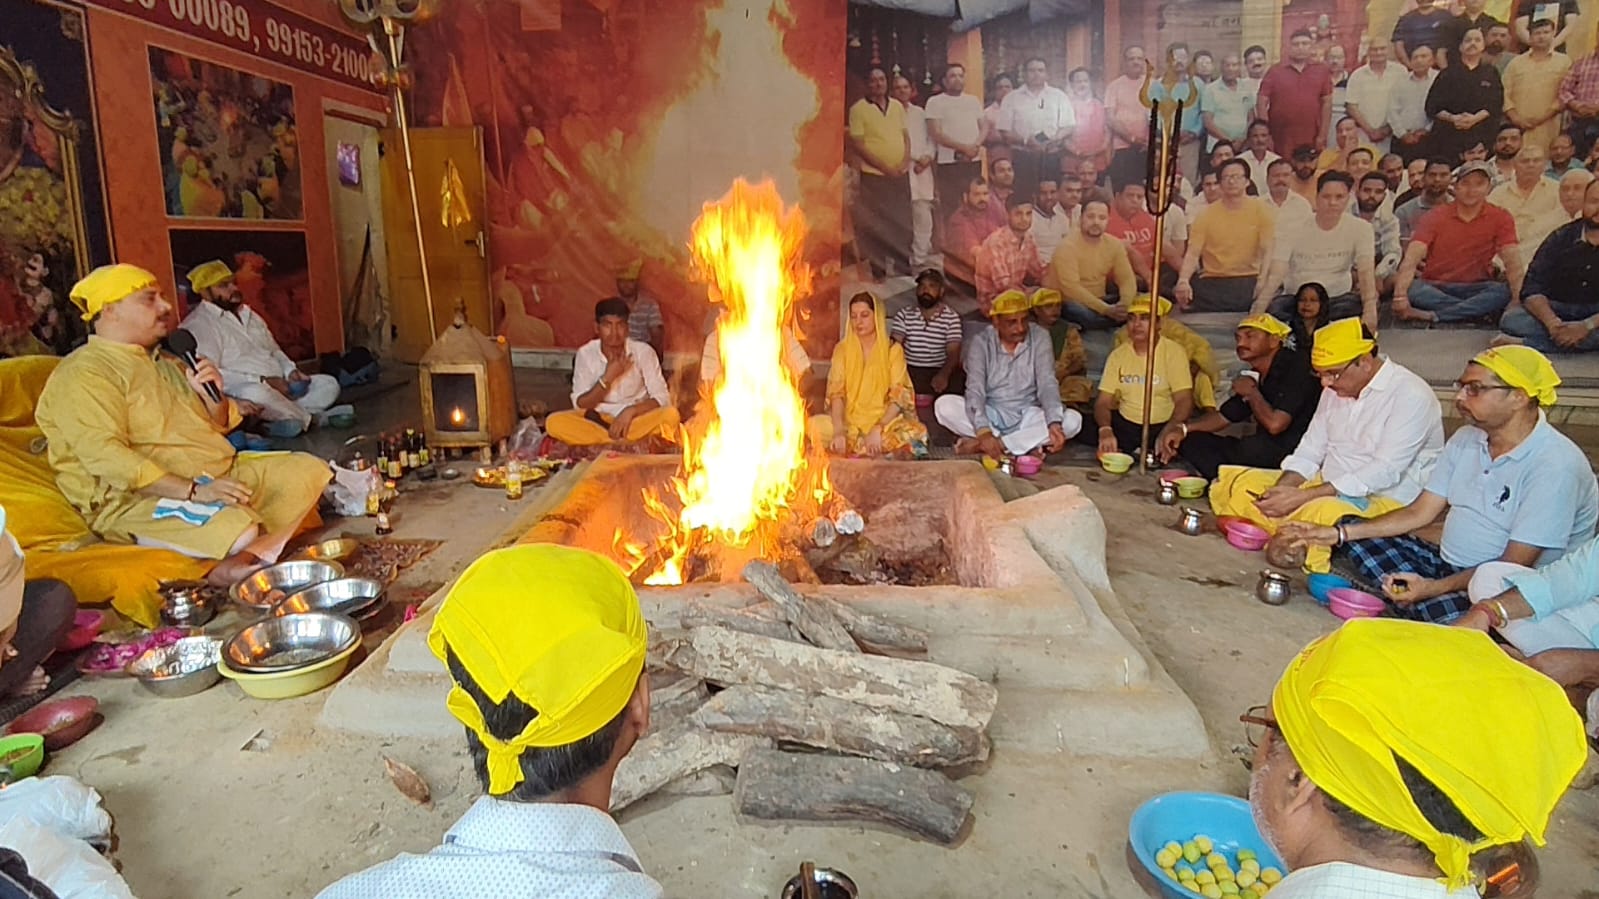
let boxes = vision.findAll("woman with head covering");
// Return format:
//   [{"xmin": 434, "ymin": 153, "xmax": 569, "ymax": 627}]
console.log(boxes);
[
  {"xmin": 811, "ymin": 293, "xmax": 927, "ymax": 458},
  {"xmin": 1243, "ymin": 618, "xmax": 1587, "ymax": 897}
]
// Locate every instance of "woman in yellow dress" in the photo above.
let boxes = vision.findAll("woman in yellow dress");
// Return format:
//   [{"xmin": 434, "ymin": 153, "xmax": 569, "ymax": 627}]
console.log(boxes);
[{"xmin": 812, "ymin": 292, "xmax": 928, "ymax": 458}]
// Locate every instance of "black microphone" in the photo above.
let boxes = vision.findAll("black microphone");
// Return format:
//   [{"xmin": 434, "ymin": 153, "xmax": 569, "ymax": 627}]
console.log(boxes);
[{"xmin": 165, "ymin": 328, "xmax": 221, "ymax": 403}]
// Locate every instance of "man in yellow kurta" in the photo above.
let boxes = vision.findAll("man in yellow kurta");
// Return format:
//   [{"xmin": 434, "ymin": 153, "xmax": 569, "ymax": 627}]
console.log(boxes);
[
  {"xmin": 1209, "ymin": 318, "xmax": 1445, "ymax": 573},
  {"xmin": 35, "ymin": 265, "xmax": 332, "ymax": 586}
]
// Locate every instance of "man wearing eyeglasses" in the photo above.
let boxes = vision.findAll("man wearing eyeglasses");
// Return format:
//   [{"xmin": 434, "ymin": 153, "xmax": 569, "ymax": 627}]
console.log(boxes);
[
  {"xmin": 1282, "ymin": 346, "xmax": 1596, "ymax": 622},
  {"xmin": 1239, "ymin": 619, "xmax": 1587, "ymax": 899},
  {"xmin": 1209, "ymin": 319, "xmax": 1444, "ymax": 574}
]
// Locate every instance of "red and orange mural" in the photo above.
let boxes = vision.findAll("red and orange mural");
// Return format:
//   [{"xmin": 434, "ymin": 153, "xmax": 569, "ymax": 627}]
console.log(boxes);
[{"xmin": 406, "ymin": 0, "xmax": 847, "ymax": 357}]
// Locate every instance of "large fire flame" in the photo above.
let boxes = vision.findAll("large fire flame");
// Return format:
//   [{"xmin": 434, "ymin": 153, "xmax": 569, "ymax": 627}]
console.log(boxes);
[{"xmin": 617, "ymin": 178, "xmax": 825, "ymax": 584}]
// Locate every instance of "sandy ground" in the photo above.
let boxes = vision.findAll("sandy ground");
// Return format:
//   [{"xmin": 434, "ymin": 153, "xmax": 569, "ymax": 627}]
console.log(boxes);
[{"xmin": 34, "ymin": 462, "xmax": 1599, "ymax": 898}]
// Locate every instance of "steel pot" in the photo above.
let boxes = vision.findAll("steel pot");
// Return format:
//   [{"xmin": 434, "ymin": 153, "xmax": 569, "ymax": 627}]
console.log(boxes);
[{"xmin": 1256, "ymin": 570, "xmax": 1292, "ymax": 606}]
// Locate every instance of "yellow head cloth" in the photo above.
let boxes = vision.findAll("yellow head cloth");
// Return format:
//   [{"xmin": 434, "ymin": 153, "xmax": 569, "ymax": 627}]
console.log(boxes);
[
  {"xmin": 1030, "ymin": 288, "xmax": 1063, "ymax": 308},
  {"xmin": 1311, "ymin": 318, "xmax": 1375, "ymax": 368},
  {"xmin": 616, "ymin": 259, "xmax": 643, "ymax": 280},
  {"xmin": 427, "ymin": 545, "xmax": 648, "ymax": 796},
  {"xmin": 1473, "ymin": 346, "xmax": 1560, "ymax": 407},
  {"xmin": 1273, "ymin": 619, "xmax": 1588, "ymax": 889},
  {"xmin": 1126, "ymin": 294, "xmax": 1172, "ymax": 317},
  {"xmin": 186, "ymin": 260, "xmax": 234, "ymax": 293},
  {"xmin": 990, "ymin": 289, "xmax": 1031, "ymax": 316},
  {"xmin": 69, "ymin": 264, "xmax": 159, "ymax": 322},
  {"xmin": 181, "ymin": 155, "xmax": 199, "ymax": 177},
  {"xmin": 1239, "ymin": 313, "xmax": 1292, "ymax": 339}
]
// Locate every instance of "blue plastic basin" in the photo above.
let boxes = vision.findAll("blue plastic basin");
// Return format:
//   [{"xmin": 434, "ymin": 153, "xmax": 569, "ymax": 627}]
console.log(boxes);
[{"xmin": 1128, "ymin": 791, "xmax": 1288, "ymax": 899}]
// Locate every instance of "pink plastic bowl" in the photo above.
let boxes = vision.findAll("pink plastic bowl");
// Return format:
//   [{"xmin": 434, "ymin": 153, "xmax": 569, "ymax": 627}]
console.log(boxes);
[
  {"xmin": 1224, "ymin": 521, "xmax": 1270, "ymax": 551},
  {"xmin": 1159, "ymin": 469, "xmax": 1189, "ymax": 483},
  {"xmin": 1327, "ymin": 587, "xmax": 1387, "ymax": 619},
  {"xmin": 57, "ymin": 611, "xmax": 104, "ymax": 652},
  {"xmin": 1014, "ymin": 455, "xmax": 1043, "ymax": 476}
]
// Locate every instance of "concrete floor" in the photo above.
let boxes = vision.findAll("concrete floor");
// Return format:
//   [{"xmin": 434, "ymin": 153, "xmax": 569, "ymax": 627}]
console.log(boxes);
[{"xmin": 33, "ymin": 373, "xmax": 1599, "ymax": 898}]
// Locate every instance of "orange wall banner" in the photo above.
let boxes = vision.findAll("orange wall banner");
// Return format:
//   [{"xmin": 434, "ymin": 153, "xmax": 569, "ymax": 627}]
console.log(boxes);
[{"xmin": 76, "ymin": 0, "xmax": 382, "ymax": 93}]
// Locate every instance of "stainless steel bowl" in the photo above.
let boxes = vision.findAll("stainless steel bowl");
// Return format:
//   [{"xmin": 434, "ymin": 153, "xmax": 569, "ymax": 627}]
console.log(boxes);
[
  {"xmin": 290, "ymin": 538, "xmax": 361, "ymax": 564},
  {"xmin": 275, "ymin": 577, "xmax": 385, "ymax": 620},
  {"xmin": 230, "ymin": 560, "xmax": 344, "ymax": 610},
  {"xmin": 223, "ymin": 612, "xmax": 360, "ymax": 673},
  {"xmin": 127, "ymin": 637, "xmax": 223, "ymax": 698},
  {"xmin": 781, "ymin": 867, "xmax": 858, "ymax": 899}
]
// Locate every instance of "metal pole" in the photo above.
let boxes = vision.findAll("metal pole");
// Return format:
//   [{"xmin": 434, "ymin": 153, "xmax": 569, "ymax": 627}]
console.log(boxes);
[
  {"xmin": 1137, "ymin": 99, "xmax": 1182, "ymax": 474},
  {"xmin": 386, "ymin": 18, "xmax": 438, "ymax": 341}
]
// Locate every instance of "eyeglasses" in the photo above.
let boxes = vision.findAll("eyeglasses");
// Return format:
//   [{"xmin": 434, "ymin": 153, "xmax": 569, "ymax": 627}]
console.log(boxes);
[
  {"xmin": 1316, "ymin": 361, "xmax": 1355, "ymax": 384},
  {"xmin": 1240, "ymin": 705, "xmax": 1280, "ymax": 748},
  {"xmin": 1454, "ymin": 381, "xmax": 1517, "ymax": 397}
]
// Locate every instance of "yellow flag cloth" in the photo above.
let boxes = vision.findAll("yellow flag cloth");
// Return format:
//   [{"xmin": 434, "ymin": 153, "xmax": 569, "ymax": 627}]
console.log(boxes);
[
  {"xmin": 69, "ymin": 264, "xmax": 159, "ymax": 321},
  {"xmin": 1239, "ymin": 313, "xmax": 1292, "ymax": 339},
  {"xmin": 428, "ymin": 545, "xmax": 647, "ymax": 796},
  {"xmin": 1273, "ymin": 619, "xmax": 1589, "ymax": 890},
  {"xmin": 1311, "ymin": 318, "xmax": 1374, "ymax": 368},
  {"xmin": 1030, "ymin": 288, "xmax": 1063, "ymax": 308},
  {"xmin": 1127, "ymin": 294, "xmax": 1172, "ymax": 317},
  {"xmin": 186, "ymin": 260, "xmax": 233, "ymax": 292},
  {"xmin": 440, "ymin": 159, "xmax": 473, "ymax": 230},
  {"xmin": 1473, "ymin": 346, "xmax": 1559, "ymax": 407},
  {"xmin": 990, "ymin": 289, "xmax": 1031, "ymax": 316}
]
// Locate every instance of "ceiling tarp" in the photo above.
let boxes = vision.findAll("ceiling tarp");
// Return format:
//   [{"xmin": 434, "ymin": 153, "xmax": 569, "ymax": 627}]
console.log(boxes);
[{"xmin": 849, "ymin": 0, "xmax": 961, "ymax": 16}]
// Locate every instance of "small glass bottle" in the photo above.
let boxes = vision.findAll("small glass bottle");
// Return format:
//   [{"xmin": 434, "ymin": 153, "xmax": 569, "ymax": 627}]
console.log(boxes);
[
  {"xmin": 504, "ymin": 460, "xmax": 523, "ymax": 500},
  {"xmin": 374, "ymin": 511, "xmax": 393, "ymax": 536},
  {"xmin": 405, "ymin": 428, "xmax": 421, "ymax": 469},
  {"xmin": 418, "ymin": 437, "xmax": 431, "ymax": 467},
  {"xmin": 375, "ymin": 437, "xmax": 389, "ymax": 475}
]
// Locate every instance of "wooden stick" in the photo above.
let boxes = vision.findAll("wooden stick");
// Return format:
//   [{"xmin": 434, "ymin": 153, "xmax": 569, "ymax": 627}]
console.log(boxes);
[
  {"xmin": 734, "ymin": 748, "xmax": 975, "ymax": 844},
  {"xmin": 741, "ymin": 560, "xmax": 859, "ymax": 653},
  {"xmin": 610, "ymin": 724, "xmax": 769, "ymax": 811}
]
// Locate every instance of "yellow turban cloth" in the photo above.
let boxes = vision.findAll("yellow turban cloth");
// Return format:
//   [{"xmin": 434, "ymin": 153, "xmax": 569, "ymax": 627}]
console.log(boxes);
[
  {"xmin": 69, "ymin": 264, "xmax": 159, "ymax": 321},
  {"xmin": 1311, "ymin": 318, "xmax": 1375, "ymax": 368},
  {"xmin": 1127, "ymin": 294, "xmax": 1172, "ymax": 317},
  {"xmin": 1273, "ymin": 619, "xmax": 1588, "ymax": 890},
  {"xmin": 186, "ymin": 260, "xmax": 234, "ymax": 292},
  {"xmin": 1239, "ymin": 313, "xmax": 1292, "ymax": 339},
  {"xmin": 428, "ymin": 545, "xmax": 648, "ymax": 796},
  {"xmin": 990, "ymin": 289, "xmax": 1031, "ymax": 316},
  {"xmin": 1473, "ymin": 346, "xmax": 1560, "ymax": 407},
  {"xmin": 1030, "ymin": 288, "xmax": 1063, "ymax": 308}
]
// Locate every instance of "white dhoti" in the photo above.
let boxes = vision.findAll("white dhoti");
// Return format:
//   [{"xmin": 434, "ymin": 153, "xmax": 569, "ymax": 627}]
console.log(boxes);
[
  {"xmin": 934, "ymin": 396, "xmax": 1082, "ymax": 455},
  {"xmin": 1468, "ymin": 561, "xmax": 1599, "ymax": 655},
  {"xmin": 230, "ymin": 374, "xmax": 341, "ymax": 431}
]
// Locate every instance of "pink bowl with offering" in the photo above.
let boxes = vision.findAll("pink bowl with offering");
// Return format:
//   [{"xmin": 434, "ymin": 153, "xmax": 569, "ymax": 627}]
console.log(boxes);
[
  {"xmin": 1327, "ymin": 587, "xmax": 1387, "ymax": 619},
  {"xmin": 1224, "ymin": 521, "xmax": 1270, "ymax": 551},
  {"xmin": 57, "ymin": 611, "xmax": 105, "ymax": 652},
  {"xmin": 1014, "ymin": 455, "xmax": 1043, "ymax": 476}
]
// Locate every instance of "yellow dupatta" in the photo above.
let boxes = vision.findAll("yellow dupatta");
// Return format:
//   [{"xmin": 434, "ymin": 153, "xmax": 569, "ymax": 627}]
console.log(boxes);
[{"xmin": 828, "ymin": 298, "xmax": 913, "ymax": 437}]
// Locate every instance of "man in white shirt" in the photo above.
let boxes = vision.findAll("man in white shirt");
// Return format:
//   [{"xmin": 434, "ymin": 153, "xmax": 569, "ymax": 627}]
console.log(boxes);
[
  {"xmin": 1387, "ymin": 45, "xmax": 1439, "ymax": 163},
  {"xmin": 1343, "ymin": 37, "xmax": 1403, "ymax": 155},
  {"xmin": 998, "ymin": 57, "xmax": 1075, "ymax": 201},
  {"xmin": 924, "ymin": 63, "xmax": 987, "ymax": 226},
  {"xmin": 1201, "ymin": 54, "xmax": 1258, "ymax": 152},
  {"xmin": 545, "ymin": 299, "xmax": 678, "ymax": 449},
  {"xmin": 1263, "ymin": 158, "xmax": 1315, "ymax": 237},
  {"xmin": 1027, "ymin": 179, "xmax": 1072, "ymax": 265},
  {"xmin": 1242, "ymin": 618, "xmax": 1585, "ymax": 899},
  {"xmin": 893, "ymin": 74, "xmax": 939, "ymax": 271},
  {"xmin": 1256, "ymin": 172, "xmax": 1379, "ymax": 330},
  {"xmin": 181, "ymin": 260, "xmax": 341, "ymax": 438},
  {"xmin": 317, "ymin": 545, "xmax": 663, "ymax": 899},
  {"xmin": 1210, "ymin": 318, "xmax": 1444, "ymax": 574},
  {"xmin": 1242, "ymin": 120, "xmax": 1282, "ymax": 197}
]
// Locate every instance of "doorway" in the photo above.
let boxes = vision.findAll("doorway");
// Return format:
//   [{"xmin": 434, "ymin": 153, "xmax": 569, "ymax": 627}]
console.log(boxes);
[{"xmin": 322, "ymin": 108, "xmax": 389, "ymax": 357}]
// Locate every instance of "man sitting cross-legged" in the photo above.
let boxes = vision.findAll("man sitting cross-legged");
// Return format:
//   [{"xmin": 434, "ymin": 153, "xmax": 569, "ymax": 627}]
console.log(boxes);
[
  {"xmin": 1284, "ymin": 346, "xmax": 1597, "ymax": 622},
  {"xmin": 1094, "ymin": 295, "xmax": 1195, "ymax": 459},
  {"xmin": 316, "ymin": 545, "xmax": 662, "ymax": 899},
  {"xmin": 1209, "ymin": 319, "xmax": 1444, "ymax": 573},
  {"xmin": 1157, "ymin": 314, "xmax": 1321, "ymax": 480},
  {"xmin": 1174, "ymin": 157, "xmax": 1276, "ymax": 313},
  {"xmin": 934, "ymin": 289, "xmax": 1077, "ymax": 459},
  {"xmin": 181, "ymin": 259, "xmax": 342, "ymax": 438},
  {"xmin": 1044, "ymin": 198, "xmax": 1137, "ymax": 331},
  {"xmin": 1392, "ymin": 160, "xmax": 1525, "ymax": 324},
  {"xmin": 1496, "ymin": 176, "xmax": 1599, "ymax": 353},
  {"xmin": 36, "ymin": 265, "xmax": 333, "ymax": 587},
  {"xmin": 1255, "ymin": 171, "xmax": 1379, "ymax": 332},
  {"xmin": 546, "ymin": 298, "xmax": 680, "ymax": 450}
]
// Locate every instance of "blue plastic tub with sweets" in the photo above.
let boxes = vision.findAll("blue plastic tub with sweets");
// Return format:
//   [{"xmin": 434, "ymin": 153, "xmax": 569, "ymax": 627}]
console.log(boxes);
[{"xmin": 1128, "ymin": 791, "xmax": 1288, "ymax": 899}]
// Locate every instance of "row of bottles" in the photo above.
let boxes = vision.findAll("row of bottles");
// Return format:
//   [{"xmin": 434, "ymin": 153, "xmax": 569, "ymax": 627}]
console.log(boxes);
[{"xmin": 375, "ymin": 428, "xmax": 431, "ymax": 480}]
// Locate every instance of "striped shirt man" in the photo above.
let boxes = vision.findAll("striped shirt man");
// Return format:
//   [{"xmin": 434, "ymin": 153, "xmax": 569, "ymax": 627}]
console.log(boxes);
[{"xmin": 890, "ymin": 303, "xmax": 962, "ymax": 368}]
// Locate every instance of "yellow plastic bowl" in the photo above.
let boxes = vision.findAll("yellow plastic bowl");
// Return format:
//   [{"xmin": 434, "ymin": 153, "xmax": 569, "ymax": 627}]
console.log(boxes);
[
  {"xmin": 218, "ymin": 642, "xmax": 360, "ymax": 700},
  {"xmin": 1175, "ymin": 476, "xmax": 1208, "ymax": 498},
  {"xmin": 1100, "ymin": 452, "xmax": 1134, "ymax": 474}
]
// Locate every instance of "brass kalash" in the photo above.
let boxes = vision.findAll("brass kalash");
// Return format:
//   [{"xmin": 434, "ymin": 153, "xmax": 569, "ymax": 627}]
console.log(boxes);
[{"xmin": 418, "ymin": 305, "xmax": 516, "ymax": 461}]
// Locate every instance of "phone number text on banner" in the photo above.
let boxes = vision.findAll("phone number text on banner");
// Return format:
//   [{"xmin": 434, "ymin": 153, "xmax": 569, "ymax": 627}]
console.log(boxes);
[{"xmin": 85, "ymin": 0, "xmax": 383, "ymax": 93}]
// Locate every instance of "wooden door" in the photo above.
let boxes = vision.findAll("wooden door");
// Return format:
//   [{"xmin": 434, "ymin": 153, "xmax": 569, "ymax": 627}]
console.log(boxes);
[{"xmin": 380, "ymin": 126, "xmax": 492, "ymax": 362}]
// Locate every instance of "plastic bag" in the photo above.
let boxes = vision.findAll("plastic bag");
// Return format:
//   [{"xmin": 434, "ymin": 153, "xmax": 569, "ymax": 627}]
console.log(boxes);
[
  {"xmin": 0, "ymin": 818, "xmax": 134, "ymax": 899},
  {"xmin": 0, "ymin": 777, "xmax": 112, "ymax": 846},
  {"xmin": 507, "ymin": 416, "xmax": 544, "ymax": 462}
]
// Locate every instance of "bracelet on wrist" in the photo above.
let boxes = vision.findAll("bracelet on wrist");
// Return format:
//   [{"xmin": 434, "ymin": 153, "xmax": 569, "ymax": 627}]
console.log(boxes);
[{"xmin": 187, "ymin": 480, "xmax": 198, "ymax": 501}]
